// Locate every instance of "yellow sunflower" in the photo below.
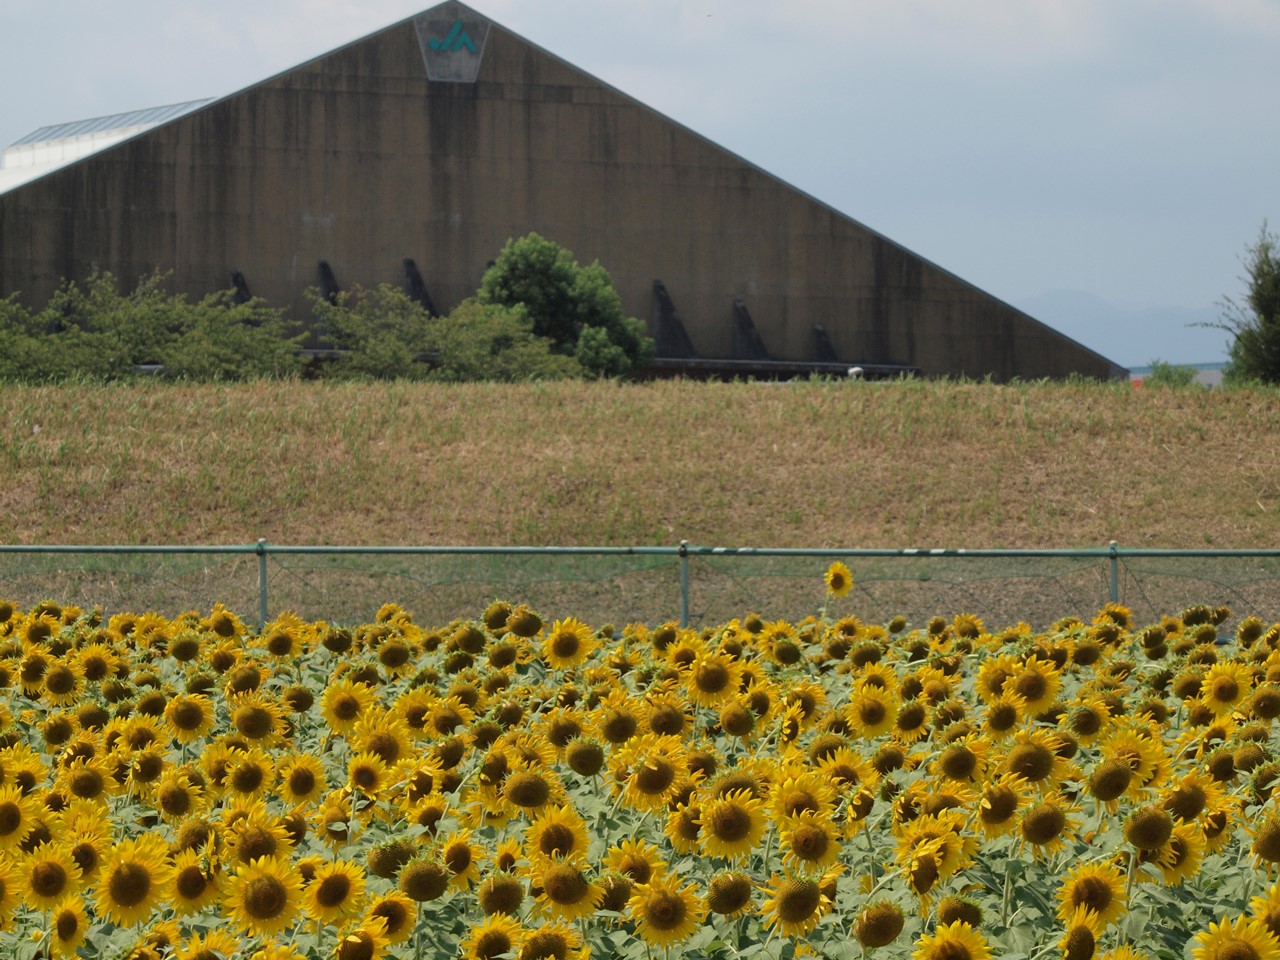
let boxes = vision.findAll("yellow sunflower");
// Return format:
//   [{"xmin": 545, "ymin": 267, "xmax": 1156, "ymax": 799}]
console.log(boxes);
[
  {"xmin": 541, "ymin": 618, "xmax": 597, "ymax": 670},
  {"xmin": 223, "ymin": 854, "xmax": 304, "ymax": 938},
  {"xmin": 305, "ymin": 859, "xmax": 368, "ymax": 926},
  {"xmin": 1251, "ymin": 812, "xmax": 1280, "ymax": 874},
  {"xmin": 1190, "ymin": 915, "xmax": 1280, "ymax": 960},
  {"xmin": 168, "ymin": 848, "xmax": 221, "ymax": 915},
  {"xmin": 824, "ymin": 562, "xmax": 854, "ymax": 598},
  {"xmin": 849, "ymin": 686, "xmax": 901, "ymax": 739},
  {"xmin": 95, "ymin": 833, "xmax": 174, "ymax": 927},
  {"xmin": 533, "ymin": 860, "xmax": 602, "ymax": 921},
  {"xmin": 460, "ymin": 913, "xmax": 527, "ymax": 960},
  {"xmin": 365, "ymin": 890, "xmax": 419, "ymax": 944},
  {"xmin": 335, "ymin": 919, "xmax": 390, "ymax": 960},
  {"xmin": 19, "ymin": 843, "xmax": 82, "ymax": 911},
  {"xmin": 706, "ymin": 870, "xmax": 754, "ymax": 918},
  {"xmin": 1019, "ymin": 796, "xmax": 1081, "ymax": 859},
  {"xmin": 913, "ymin": 920, "xmax": 992, "ymax": 960},
  {"xmin": 761, "ymin": 871, "xmax": 832, "ymax": 938},
  {"xmin": 697, "ymin": 789, "xmax": 767, "ymax": 862},
  {"xmin": 0, "ymin": 860, "xmax": 18, "ymax": 928},
  {"xmin": 687, "ymin": 651, "xmax": 744, "ymax": 707},
  {"xmin": 779, "ymin": 810, "xmax": 842, "ymax": 870},
  {"xmin": 517, "ymin": 921, "xmax": 588, "ymax": 960},
  {"xmin": 1008, "ymin": 656, "xmax": 1062, "ymax": 717},
  {"xmin": 347, "ymin": 750, "xmax": 391, "ymax": 800},
  {"xmin": 49, "ymin": 894, "xmax": 89, "ymax": 959},
  {"xmin": 174, "ymin": 929, "xmax": 244, "ymax": 960},
  {"xmin": 321, "ymin": 678, "xmax": 376, "ymax": 735},
  {"xmin": 276, "ymin": 753, "xmax": 328, "ymax": 807},
  {"xmin": 856, "ymin": 900, "xmax": 906, "ymax": 949},
  {"xmin": 1059, "ymin": 906, "xmax": 1103, "ymax": 960},
  {"xmin": 526, "ymin": 805, "xmax": 591, "ymax": 865},
  {"xmin": 442, "ymin": 828, "xmax": 485, "ymax": 890},
  {"xmin": 627, "ymin": 874, "xmax": 707, "ymax": 948},
  {"xmin": 0, "ymin": 784, "xmax": 41, "ymax": 851},
  {"xmin": 1152, "ymin": 821, "xmax": 1206, "ymax": 886},
  {"xmin": 1057, "ymin": 861, "xmax": 1128, "ymax": 927},
  {"xmin": 612, "ymin": 734, "xmax": 688, "ymax": 813},
  {"xmin": 1200, "ymin": 661, "xmax": 1255, "ymax": 717}
]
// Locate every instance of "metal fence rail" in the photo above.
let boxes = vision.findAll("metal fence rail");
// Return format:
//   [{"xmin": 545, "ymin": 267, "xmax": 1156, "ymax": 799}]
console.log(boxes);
[{"xmin": 1, "ymin": 541, "xmax": 1279, "ymax": 631}]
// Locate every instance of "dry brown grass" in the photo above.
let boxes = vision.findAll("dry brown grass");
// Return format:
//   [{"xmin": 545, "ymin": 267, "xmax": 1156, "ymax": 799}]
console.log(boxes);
[{"xmin": 2, "ymin": 377, "xmax": 1278, "ymax": 548}]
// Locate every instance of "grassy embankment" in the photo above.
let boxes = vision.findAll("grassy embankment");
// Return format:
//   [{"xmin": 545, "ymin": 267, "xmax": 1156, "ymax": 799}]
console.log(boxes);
[{"xmin": 2, "ymin": 377, "xmax": 1277, "ymax": 549}]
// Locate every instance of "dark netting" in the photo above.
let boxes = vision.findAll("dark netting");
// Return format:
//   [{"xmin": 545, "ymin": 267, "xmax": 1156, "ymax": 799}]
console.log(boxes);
[
  {"xmin": 2, "ymin": 547, "xmax": 1280, "ymax": 632},
  {"xmin": 684, "ymin": 553, "xmax": 1113, "ymax": 630},
  {"xmin": 262, "ymin": 551, "xmax": 680, "ymax": 627},
  {"xmin": 1113, "ymin": 555, "xmax": 1280, "ymax": 627},
  {"xmin": 0, "ymin": 550, "xmax": 259, "ymax": 618},
  {"xmin": 686, "ymin": 553, "xmax": 1280, "ymax": 631}
]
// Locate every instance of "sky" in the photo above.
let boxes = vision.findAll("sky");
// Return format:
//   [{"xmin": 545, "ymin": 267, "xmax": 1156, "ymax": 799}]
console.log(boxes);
[{"xmin": 2, "ymin": 0, "xmax": 1278, "ymax": 364}]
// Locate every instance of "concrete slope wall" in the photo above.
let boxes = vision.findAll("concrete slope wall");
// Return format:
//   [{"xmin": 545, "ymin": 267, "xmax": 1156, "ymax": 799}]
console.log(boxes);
[{"xmin": 0, "ymin": 4, "xmax": 1124, "ymax": 380}]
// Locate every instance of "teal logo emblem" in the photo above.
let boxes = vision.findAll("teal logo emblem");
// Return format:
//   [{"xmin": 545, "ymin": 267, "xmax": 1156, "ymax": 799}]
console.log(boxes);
[
  {"xmin": 428, "ymin": 19, "xmax": 477, "ymax": 53},
  {"xmin": 415, "ymin": 4, "xmax": 489, "ymax": 83}
]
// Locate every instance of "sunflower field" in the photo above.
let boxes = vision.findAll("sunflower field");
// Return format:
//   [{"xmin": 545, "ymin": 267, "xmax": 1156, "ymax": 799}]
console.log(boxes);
[{"xmin": 2, "ymin": 566, "xmax": 1280, "ymax": 960}]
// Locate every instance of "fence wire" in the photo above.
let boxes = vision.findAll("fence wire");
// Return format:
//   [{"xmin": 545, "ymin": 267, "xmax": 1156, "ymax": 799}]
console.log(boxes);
[{"xmin": 0, "ymin": 545, "xmax": 1279, "ymax": 631}]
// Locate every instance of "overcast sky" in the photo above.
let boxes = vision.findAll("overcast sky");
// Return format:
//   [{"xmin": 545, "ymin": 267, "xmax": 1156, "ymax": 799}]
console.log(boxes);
[{"xmin": 2, "ymin": 1, "xmax": 1278, "ymax": 363}]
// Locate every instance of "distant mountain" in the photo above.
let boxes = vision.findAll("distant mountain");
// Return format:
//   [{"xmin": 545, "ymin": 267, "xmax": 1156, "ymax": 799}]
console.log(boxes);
[{"xmin": 1013, "ymin": 290, "xmax": 1230, "ymax": 369}]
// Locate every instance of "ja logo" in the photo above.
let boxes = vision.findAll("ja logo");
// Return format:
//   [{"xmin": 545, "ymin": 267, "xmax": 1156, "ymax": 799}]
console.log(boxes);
[{"xmin": 428, "ymin": 19, "xmax": 478, "ymax": 53}]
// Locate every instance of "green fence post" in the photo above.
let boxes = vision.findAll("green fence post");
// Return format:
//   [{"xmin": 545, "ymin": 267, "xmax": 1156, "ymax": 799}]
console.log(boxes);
[
  {"xmin": 679, "ymin": 540, "xmax": 690, "ymax": 628},
  {"xmin": 256, "ymin": 539, "xmax": 269, "ymax": 631},
  {"xmin": 1108, "ymin": 540, "xmax": 1119, "ymax": 605}
]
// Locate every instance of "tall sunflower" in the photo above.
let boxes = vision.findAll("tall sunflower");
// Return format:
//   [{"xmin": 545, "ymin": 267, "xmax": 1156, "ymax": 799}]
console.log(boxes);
[
  {"xmin": 460, "ymin": 913, "xmax": 526, "ymax": 960},
  {"xmin": 526, "ymin": 805, "xmax": 591, "ymax": 865},
  {"xmin": 779, "ymin": 810, "xmax": 842, "ymax": 870},
  {"xmin": 913, "ymin": 919, "xmax": 992, "ymax": 960},
  {"xmin": 49, "ymin": 895, "xmax": 89, "ymax": 960},
  {"xmin": 1057, "ymin": 861, "xmax": 1128, "ymax": 927},
  {"xmin": 1190, "ymin": 915, "xmax": 1280, "ymax": 960},
  {"xmin": 517, "ymin": 922, "xmax": 588, "ymax": 960},
  {"xmin": 533, "ymin": 861, "xmax": 602, "ymax": 921},
  {"xmin": 761, "ymin": 871, "xmax": 831, "ymax": 938},
  {"xmin": 223, "ymin": 854, "xmax": 304, "ymax": 938},
  {"xmin": 541, "ymin": 618, "xmax": 597, "ymax": 671},
  {"xmin": 626, "ymin": 874, "xmax": 707, "ymax": 948},
  {"xmin": 605, "ymin": 839, "xmax": 667, "ymax": 887},
  {"xmin": 0, "ymin": 784, "xmax": 40, "ymax": 851},
  {"xmin": 168, "ymin": 848, "xmax": 221, "ymax": 916},
  {"xmin": 306, "ymin": 859, "xmax": 368, "ymax": 926},
  {"xmin": 696, "ymin": 789, "xmax": 767, "ymax": 862},
  {"xmin": 95, "ymin": 834, "xmax": 174, "ymax": 927},
  {"xmin": 824, "ymin": 562, "xmax": 854, "ymax": 598},
  {"xmin": 365, "ymin": 890, "xmax": 419, "ymax": 944},
  {"xmin": 19, "ymin": 843, "xmax": 82, "ymax": 911}
]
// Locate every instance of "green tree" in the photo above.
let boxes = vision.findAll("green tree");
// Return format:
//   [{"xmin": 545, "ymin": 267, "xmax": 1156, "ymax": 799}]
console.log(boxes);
[
  {"xmin": 1218, "ymin": 222, "xmax": 1280, "ymax": 385},
  {"xmin": 477, "ymin": 233, "xmax": 655, "ymax": 377}
]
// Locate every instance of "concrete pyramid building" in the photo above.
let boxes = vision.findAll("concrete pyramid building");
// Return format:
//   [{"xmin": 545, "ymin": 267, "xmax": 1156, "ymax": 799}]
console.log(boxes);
[{"xmin": 0, "ymin": 2, "xmax": 1125, "ymax": 380}]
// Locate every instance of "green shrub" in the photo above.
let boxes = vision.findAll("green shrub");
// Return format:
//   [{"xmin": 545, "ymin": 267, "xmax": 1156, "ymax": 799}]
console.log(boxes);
[
  {"xmin": 422, "ymin": 299, "xmax": 585, "ymax": 382},
  {"xmin": 1144, "ymin": 359, "xmax": 1198, "ymax": 388},
  {"xmin": 159, "ymin": 292, "xmax": 304, "ymax": 381},
  {"xmin": 0, "ymin": 272, "xmax": 304, "ymax": 383},
  {"xmin": 310, "ymin": 284, "xmax": 436, "ymax": 380}
]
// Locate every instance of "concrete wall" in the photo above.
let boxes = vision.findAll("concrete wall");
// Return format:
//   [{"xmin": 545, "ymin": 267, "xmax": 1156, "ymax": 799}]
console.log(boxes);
[{"xmin": 0, "ymin": 6, "xmax": 1124, "ymax": 380}]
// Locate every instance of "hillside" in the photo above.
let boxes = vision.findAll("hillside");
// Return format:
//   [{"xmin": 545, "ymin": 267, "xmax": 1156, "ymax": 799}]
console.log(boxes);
[{"xmin": 3, "ymin": 378, "xmax": 1277, "ymax": 549}]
